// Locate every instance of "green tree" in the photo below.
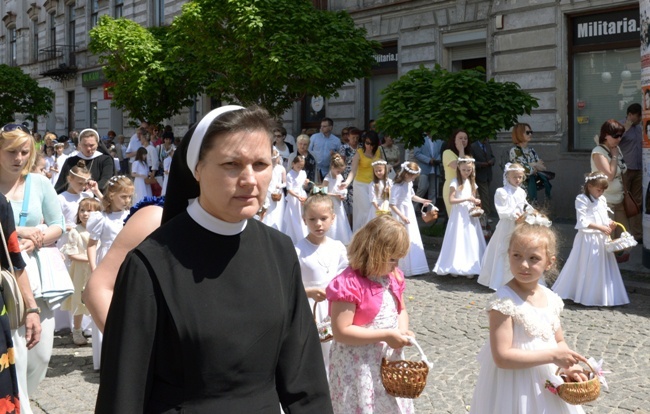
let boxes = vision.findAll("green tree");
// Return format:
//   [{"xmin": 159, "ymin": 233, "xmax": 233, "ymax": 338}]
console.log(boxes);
[
  {"xmin": 0, "ymin": 64, "xmax": 54, "ymax": 125},
  {"xmin": 89, "ymin": 0, "xmax": 379, "ymax": 120},
  {"xmin": 376, "ymin": 65, "xmax": 539, "ymax": 148},
  {"xmin": 89, "ymin": 17, "xmax": 199, "ymax": 125}
]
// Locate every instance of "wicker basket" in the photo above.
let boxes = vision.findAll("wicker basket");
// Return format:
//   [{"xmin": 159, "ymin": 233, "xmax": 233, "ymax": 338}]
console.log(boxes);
[
  {"xmin": 605, "ymin": 222, "xmax": 638, "ymax": 253},
  {"xmin": 376, "ymin": 200, "xmax": 392, "ymax": 216},
  {"xmin": 553, "ymin": 361, "xmax": 601, "ymax": 405},
  {"xmin": 421, "ymin": 204, "xmax": 439, "ymax": 223},
  {"xmin": 469, "ymin": 206, "xmax": 484, "ymax": 218},
  {"xmin": 312, "ymin": 302, "xmax": 333, "ymax": 343},
  {"xmin": 381, "ymin": 337, "xmax": 433, "ymax": 399},
  {"xmin": 271, "ymin": 192, "xmax": 282, "ymax": 202}
]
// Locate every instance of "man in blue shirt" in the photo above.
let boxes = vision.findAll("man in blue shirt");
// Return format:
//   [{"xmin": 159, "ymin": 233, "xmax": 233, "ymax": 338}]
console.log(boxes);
[
  {"xmin": 414, "ymin": 132, "xmax": 443, "ymax": 212},
  {"xmin": 309, "ymin": 117, "xmax": 341, "ymax": 182}
]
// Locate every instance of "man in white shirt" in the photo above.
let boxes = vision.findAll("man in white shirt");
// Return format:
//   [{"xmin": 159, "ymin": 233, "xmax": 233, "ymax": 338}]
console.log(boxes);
[{"xmin": 125, "ymin": 126, "xmax": 147, "ymax": 172}]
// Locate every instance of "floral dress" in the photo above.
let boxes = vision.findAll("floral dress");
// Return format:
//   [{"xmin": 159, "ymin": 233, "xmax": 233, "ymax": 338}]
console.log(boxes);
[{"xmin": 328, "ymin": 276, "xmax": 414, "ymax": 414}]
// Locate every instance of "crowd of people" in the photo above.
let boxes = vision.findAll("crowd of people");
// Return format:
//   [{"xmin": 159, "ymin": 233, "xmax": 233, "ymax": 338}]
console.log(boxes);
[{"xmin": 0, "ymin": 106, "xmax": 635, "ymax": 413}]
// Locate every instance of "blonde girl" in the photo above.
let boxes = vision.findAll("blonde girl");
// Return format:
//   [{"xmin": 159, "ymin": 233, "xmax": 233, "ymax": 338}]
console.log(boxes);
[
  {"xmin": 389, "ymin": 161, "xmax": 431, "ymax": 276},
  {"xmin": 366, "ymin": 159, "xmax": 392, "ymax": 223},
  {"xmin": 295, "ymin": 193, "xmax": 348, "ymax": 377},
  {"xmin": 478, "ymin": 162, "xmax": 532, "ymax": 289},
  {"xmin": 433, "ymin": 158, "xmax": 486, "ymax": 278},
  {"xmin": 552, "ymin": 172, "xmax": 630, "ymax": 306},
  {"xmin": 261, "ymin": 148, "xmax": 286, "ymax": 231},
  {"xmin": 327, "ymin": 215, "xmax": 415, "ymax": 414},
  {"xmin": 284, "ymin": 154, "xmax": 310, "ymax": 243},
  {"xmin": 471, "ymin": 218, "xmax": 588, "ymax": 414},
  {"xmin": 61, "ymin": 197, "xmax": 101, "ymax": 345},
  {"xmin": 322, "ymin": 153, "xmax": 352, "ymax": 244},
  {"xmin": 87, "ymin": 175, "xmax": 134, "ymax": 370}
]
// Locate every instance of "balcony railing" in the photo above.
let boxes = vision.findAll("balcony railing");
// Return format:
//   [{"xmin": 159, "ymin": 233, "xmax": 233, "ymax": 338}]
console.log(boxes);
[{"xmin": 39, "ymin": 45, "xmax": 78, "ymax": 82}]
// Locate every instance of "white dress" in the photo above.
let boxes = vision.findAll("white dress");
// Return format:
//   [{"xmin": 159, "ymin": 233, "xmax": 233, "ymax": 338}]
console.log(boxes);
[
  {"xmin": 390, "ymin": 181, "xmax": 429, "ymax": 276},
  {"xmin": 328, "ymin": 277, "xmax": 414, "ymax": 414},
  {"xmin": 366, "ymin": 179, "xmax": 393, "ymax": 224},
  {"xmin": 132, "ymin": 160, "xmax": 152, "ymax": 205},
  {"xmin": 478, "ymin": 184, "xmax": 530, "ymax": 289},
  {"xmin": 161, "ymin": 156, "xmax": 172, "ymax": 196},
  {"xmin": 324, "ymin": 172, "xmax": 352, "ymax": 245},
  {"xmin": 86, "ymin": 209, "xmax": 129, "ymax": 370},
  {"xmin": 552, "ymin": 194, "xmax": 630, "ymax": 306},
  {"xmin": 470, "ymin": 286, "xmax": 585, "ymax": 414},
  {"xmin": 284, "ymin": 169, "xmax": 308, "ymax": 244},
  {"xmin": 295, "ymin": 237, "xmax": 348, "ymax": 377},
  {"xmin": 262, "ymin": 163, "xmax": 286, "ymax": 231},
  {"xmin": 433, "ymin": 178, "xmax": 486, "ymax": 276}
]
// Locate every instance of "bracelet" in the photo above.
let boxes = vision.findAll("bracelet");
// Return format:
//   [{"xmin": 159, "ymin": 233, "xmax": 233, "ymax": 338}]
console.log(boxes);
[{"xmin": 25, "ymin": 307, "xmax": 41, "ymax": 315}]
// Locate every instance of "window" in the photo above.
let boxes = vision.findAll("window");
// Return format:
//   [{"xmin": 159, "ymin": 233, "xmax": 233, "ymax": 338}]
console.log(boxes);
[
  {"xmin": 90, "ymin": 100, "xmax": 98, "ymax": 130},
  {"xmin": 90, "ymin": 0, "xmax": 99, "ymax": 29},
  {"xmin": 68, "ymin": 5, "xmax": 76, "ymax": 48},
  {"xmin": 153, "ymin": 0, "xmax": 165, "ymax": 26},
  {"xmin": 33, "ymin": 21, "xmax": 39, "ymax": 63},
  {"xmin": 569, "ymin": 8, "xmax": 640, "ymax": 151},
  {"xmin": 9, "ymin": 28, "xmax": 17, "ymax": 66},
  {"xmin": 50, "ymin": 13, "xmax": 56, "ymax": 47},
  {"xmin": 114, "ymin": 0, "xmax": 123, "ymax": 18}
]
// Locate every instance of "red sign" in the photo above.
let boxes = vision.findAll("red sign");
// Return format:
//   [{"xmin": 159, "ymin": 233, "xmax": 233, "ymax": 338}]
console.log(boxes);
[{"xmin": 103, "ymin": 83, "xmax": 115, "ymax": 100}]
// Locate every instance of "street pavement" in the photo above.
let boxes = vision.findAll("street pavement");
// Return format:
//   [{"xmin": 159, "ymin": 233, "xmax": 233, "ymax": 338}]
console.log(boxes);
[{"xmin": 29, "ymin": 222, "xmax": 650, "ymax": 413}]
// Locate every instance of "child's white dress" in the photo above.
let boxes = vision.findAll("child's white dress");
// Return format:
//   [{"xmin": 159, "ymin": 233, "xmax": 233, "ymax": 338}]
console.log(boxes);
[
  {"xmin": 262, "ymin": 164, "xmax": 286, "ymax": 231},
  {"xmin": 60, "ymin": 224, "xmax": 91, "ymax": 316},
  {"xmin": 132, "ymin": 160, "xmax": 152, "ymax": 204},
  {"xmin": 366, "ymin": 179, "xmax": 392, "ymax": 224},
  {"xmin": 295, "ymin": 236, "xmax": 348, "ymax": 377},
  {"xmin": 328, "ymin": 276, "xmax": 414, "ymax": 414},
  {"xmin": 434, "ymin": 178, "xmax": 486, "ymax": 276},
  {"xmin": 478, "ymin": 183, "xmax": 530, "ymax": 289},
  {"xmin": 552, "ymin": 194, "xmax": 630, "ymax": 306},
  {"xmin": 324, "ymin": 172, "xmax": 352, "ymax": 244},
  {"xmin": 161, "ymin": 156, "xmax": 172, "ymax": 196},
  {"xmin": 87, "ymin": 209, "xmax": 129, "ymax": 370},
  {"xmin": 284, "ymin": 169, "xmax": 308, "ymax": 244},
  {"xmin": 390, "ymin": 181, "xmax": 429, "ymax": 276},
  {"xmin": 470, "ymin": 285, "xmax": 585, "ymax": 414}
]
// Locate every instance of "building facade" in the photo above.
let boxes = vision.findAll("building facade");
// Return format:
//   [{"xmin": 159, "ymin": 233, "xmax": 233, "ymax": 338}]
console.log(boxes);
[{"xmin": 1, "ymin": 0, "xmax": 643, "ymax": 217}]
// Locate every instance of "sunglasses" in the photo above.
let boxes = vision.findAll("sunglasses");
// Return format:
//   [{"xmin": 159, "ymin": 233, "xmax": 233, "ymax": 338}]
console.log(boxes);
[
  {"xmin": 525, "ymin": 131, "xmax": 533, "ymax": 136},
  {"xmin": 1, "ymin": 124, "xmax": 31, "ymax": 135},
  {"xmin": 364, "ymin": 141, "xmax": 373, "ymax": 145},
  {"xmin": 612, "ymin": 134, "xmax": 623, "ymax": 139}
]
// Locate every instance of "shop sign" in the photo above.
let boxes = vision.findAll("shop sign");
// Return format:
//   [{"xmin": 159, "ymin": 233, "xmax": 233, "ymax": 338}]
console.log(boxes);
[
  {"xmin": 103, "ymin": 83, "xmax": 115, "ymax": 100},
  {"xmin": 373, "ymin": 44, "xmax": 398, "ymax": 70},
  {"xmin": 572, "ymin": 9, "xmax": 639, "ymax": 47},
  {"xmin": 82, "ymin": 70, "xmax": 107, "ymax": 88}
]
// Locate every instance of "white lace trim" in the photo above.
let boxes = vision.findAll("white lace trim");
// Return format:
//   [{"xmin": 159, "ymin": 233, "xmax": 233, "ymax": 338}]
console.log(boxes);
[{"xmin": 486, "ymin": 290, "xmax": 563, "ymax": 340}]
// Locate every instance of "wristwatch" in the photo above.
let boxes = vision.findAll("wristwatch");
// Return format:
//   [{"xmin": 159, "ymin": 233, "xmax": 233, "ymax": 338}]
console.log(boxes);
[{"xmin": 25, "ymin": 307, "xmax": 41, "ymax": 315}]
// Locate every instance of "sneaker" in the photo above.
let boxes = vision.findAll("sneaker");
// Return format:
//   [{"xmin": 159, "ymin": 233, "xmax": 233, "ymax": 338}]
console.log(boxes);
[{"xmin": 72, "ymin": 329, "xmax": 88, "ymax": 346}]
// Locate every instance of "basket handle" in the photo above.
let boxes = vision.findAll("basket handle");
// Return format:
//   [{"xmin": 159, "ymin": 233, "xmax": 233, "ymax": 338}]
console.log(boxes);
[
  {"xmin": 612, "ymin": 222, "xmax": 628, "ymax": 233},
  {"xmin": 404, "ymin": 336, "xmax": 433, "ymax": 369},
  {"xmin": 554, "ymin": 359, "xmax": 596, "ymax": 379}
]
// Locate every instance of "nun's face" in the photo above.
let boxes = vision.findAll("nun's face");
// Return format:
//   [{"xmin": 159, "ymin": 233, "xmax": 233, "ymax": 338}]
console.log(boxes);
[{"xmin": 195, "ymin": 129, "xmax": 273, "ymax": 222}]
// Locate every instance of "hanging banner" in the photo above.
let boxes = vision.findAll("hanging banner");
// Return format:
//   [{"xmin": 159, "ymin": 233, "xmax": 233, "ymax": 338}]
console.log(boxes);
[{"xmin": 641, "ymin": 0, "xmax": 650, "ymax": 266}]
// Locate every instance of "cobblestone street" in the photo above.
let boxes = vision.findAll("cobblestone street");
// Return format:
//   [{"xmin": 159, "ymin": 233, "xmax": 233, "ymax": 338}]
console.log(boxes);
[{"xmin": 29, "ymin": 272, "xmax": 650, "ymax": 413}]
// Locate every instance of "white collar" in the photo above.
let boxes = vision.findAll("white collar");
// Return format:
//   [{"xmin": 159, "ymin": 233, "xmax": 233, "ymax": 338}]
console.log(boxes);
[
  {"xmin": 186, "ymin": 198, "xmax": 247, "ymax": 235},
  {"xmin": 76, "ymin": 151, "xmax": 103, "ymax": 161}
]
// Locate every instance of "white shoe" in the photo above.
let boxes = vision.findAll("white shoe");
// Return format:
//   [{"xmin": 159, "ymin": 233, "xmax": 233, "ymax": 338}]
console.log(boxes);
[
  {"xmin": 72, "ymin": 329, "xmax": 88, "ymax": 346},
  {"xmin": 465, "ymin": 274, "xmax": 476, "ymax": 279}
]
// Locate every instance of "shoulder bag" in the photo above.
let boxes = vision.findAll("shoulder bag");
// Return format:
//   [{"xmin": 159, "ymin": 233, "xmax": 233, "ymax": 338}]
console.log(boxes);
[
  {"xmin": 599, "ymin": 146, "xmax": 639, "ymax": 217},
  {"xmin": 0, "ymin": 223, "xmax": 25, "ymax": 330}
]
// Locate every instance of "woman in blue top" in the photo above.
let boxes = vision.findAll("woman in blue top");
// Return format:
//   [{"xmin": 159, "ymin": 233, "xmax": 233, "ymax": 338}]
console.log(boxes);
[{"xmin": 0, "ymin": 124, "xmax": 64, "ymax": 414}]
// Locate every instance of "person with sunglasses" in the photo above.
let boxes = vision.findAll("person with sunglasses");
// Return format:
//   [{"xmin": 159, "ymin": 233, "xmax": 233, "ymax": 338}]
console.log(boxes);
[
  {"xmin": 509, "ymin": 123, "xmax": 552, "ymax": 204},
  {"xmin": 591, "ymin": 119, "xmax": 629, "ymax": 244}
]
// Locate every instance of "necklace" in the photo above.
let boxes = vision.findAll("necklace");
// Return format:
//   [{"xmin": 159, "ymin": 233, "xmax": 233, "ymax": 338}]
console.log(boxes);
[{"xmin": 313, "ymin": 244, "xmax": 335, "ymax": 274}]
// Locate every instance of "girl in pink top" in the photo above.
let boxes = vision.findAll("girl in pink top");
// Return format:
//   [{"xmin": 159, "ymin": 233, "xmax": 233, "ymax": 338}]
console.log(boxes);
[{"xmin": 326, "ymin": 214, "xmax": 416, "ymax": 414}]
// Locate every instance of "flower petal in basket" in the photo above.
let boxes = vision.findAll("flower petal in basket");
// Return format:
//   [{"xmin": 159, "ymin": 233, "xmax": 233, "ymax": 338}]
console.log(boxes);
[
  {"xmin": 547, "ymin": 360, "xmax": 601, "ymax": 405},
  {"xmin": 605, "ymin": 231, "xmax": 638, "ymax": 253}
]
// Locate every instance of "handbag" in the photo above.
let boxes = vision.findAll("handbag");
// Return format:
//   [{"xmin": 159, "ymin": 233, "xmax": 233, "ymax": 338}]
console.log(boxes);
[
  {"xmin": 621, "ymin": 172, "xmax": 640, "ymax": 218},
  {"xmin": 0, "ymin": 223, "xmax": 25, "ymax": 330},
  {"xmin": 534, "ymin": 171, "xmax": 555, "ymax": 190}
]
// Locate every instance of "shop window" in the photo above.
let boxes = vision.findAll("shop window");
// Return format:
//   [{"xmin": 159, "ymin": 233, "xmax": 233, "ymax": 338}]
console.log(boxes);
[
  {"xmin": 365, "ymin": 41, "xmax": 398, "ymax": 129},
  {"xmin": 569, "ymin": 7, "xmax": 640, "ymax": 151}
]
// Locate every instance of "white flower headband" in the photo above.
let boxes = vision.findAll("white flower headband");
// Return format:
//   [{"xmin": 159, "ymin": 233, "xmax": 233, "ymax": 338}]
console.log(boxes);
[
  {"xmin": 401, "ymin": 162, "xmax": 419, "ymax": 174},
  {"xmin": 187, "ymin": 105, "xmax": 245, "ymax": 178},
  {"xmin": 371, "ymin": 160, "xmax": 387, "ymax": 167},
  {"xmin": 107, "ymin": 175, "xmax": 128, "ymax": 186},
  {"xmin": 585, "ymin": 173, "xmax": 607, "ymax": 183},
  {"xmin": 457, "ymin": 157, "xmax": 475, "ymax": 163},
  {"xmin": 504, "ymin": 162, "xmax": 525, "ymax": 172},
  {"xmin": 524, "ymin": 212, "xmax": 552, "ymax": 227}
]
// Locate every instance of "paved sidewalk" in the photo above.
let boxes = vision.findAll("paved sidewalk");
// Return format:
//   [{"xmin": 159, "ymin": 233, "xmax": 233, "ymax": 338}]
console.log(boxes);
[{"xmin": 27, "ymin": 219, "xmax": 650, "ymax": 413}]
